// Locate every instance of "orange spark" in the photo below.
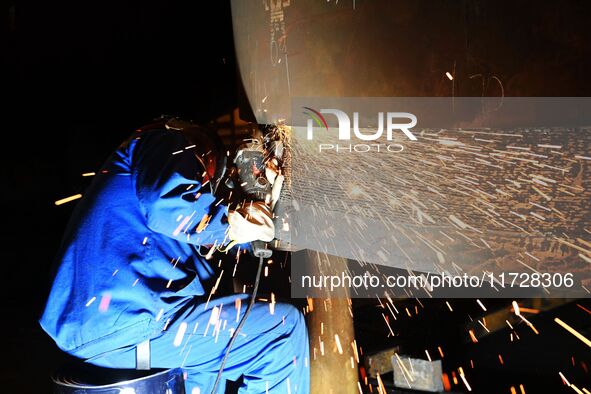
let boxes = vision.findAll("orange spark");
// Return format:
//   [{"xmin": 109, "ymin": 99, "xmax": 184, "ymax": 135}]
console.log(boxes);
[
  {"xmin": 54, "ymin": 194, "xmax": 82, "ymax": 205},
  {"xmin": 555, "ymin": 318, "xmax": 591, "ymax": 348}
]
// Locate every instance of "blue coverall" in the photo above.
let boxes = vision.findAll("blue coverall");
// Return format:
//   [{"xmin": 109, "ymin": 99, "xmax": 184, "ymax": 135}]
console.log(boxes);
[{"xmin": 40, "ymin": 128, "xmax": 310, "ymax": 393}]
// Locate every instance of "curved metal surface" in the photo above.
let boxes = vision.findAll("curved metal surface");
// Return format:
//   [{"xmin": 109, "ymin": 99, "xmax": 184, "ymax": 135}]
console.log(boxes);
[
  {"xmin": 230, "ymin": 0, "xmax": 463, "ymax": 124},
  {"xmin": 230, "ymin": 0, "xmax": 591, "ymax": 124},
  {"xmin": 231, "ymin": 1, "xmax": 591, "ymax": 292}
]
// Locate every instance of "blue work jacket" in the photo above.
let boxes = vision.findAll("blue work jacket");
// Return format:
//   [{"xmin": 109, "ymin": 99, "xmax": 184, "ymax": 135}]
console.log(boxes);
[{"xmin": 40, "ymin": 128, "xmax": 229, "ymax": 358}]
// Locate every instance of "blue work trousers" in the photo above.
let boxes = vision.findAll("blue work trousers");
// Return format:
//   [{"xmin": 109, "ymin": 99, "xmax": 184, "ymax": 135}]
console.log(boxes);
[{"xmin": 84, "ymin": 294, "xmax": 310, "ymax": 394}]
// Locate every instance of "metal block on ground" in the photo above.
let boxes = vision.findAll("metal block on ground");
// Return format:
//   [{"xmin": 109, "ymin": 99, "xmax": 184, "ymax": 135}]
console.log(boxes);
[
  {"xmin": 391, "ymin": 356, "xmax": 443, "ymax": 393},
  {"xmin": 364, "ymin": 346, "xmax": 400, "ymax": 378}
]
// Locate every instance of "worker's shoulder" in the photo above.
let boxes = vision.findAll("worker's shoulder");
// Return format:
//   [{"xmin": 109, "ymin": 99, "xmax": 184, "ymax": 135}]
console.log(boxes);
[
  {"xmin": 135, "ymin": 117, "xmax": 206, "ymax": 140},
  {"xmin": 123, "ymin": 117, "xmax": 212, "ymax": 162},
  {"xmin": 130, "ymin": 121, "xmax": 186, "ymax": 149},
  {"xmin": 135, "ymin": 117, "xmax": 202, "ymax": 134}
]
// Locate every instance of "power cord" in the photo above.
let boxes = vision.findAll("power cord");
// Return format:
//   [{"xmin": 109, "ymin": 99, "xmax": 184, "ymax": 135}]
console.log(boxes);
[{"xmin": 210, "ymin": 254, "xmax": 265, "ymax": 394}]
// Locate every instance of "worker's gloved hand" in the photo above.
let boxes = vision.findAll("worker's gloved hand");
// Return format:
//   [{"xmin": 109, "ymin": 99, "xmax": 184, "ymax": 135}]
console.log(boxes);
[{"xmin": 228, "ymin": 201, "xmax": 275, "ymax": 243}]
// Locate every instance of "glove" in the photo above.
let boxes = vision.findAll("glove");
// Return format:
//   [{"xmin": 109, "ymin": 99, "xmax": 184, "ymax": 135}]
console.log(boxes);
[{"xmin": 228, "ymin": 201, "xmax": 275, "ymax": 243}]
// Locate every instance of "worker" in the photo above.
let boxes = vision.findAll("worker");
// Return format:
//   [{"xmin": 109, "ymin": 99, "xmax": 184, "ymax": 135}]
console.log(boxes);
[{"xmin": 39, "ymin": 120, "xmax": 310, "ymax": 393}]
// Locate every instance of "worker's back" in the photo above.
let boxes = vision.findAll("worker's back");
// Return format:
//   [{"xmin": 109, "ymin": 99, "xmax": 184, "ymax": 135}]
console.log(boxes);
[{"xmin": 39, "ymin": 128, "xmax": 229, "ymax": 359}]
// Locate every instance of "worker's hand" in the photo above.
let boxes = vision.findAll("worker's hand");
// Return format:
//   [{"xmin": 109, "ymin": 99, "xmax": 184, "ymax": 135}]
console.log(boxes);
[{"xmin": 228, "ymin": 201, "xmax": 275, "ymax": 243}]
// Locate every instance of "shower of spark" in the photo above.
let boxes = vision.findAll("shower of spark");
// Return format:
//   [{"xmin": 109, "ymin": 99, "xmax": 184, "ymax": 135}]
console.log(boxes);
[{"xmin": 55, "ymin": 124, "xmax": 591, "ymax": 392}]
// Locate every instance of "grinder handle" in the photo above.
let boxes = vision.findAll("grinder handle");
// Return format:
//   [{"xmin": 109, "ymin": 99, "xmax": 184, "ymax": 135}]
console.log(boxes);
[{"xmin": 252, "ymin": 240, "xmax": 273, "ymax": 258}]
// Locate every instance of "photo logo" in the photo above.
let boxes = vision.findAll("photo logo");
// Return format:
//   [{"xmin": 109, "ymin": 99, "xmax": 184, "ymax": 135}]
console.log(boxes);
[
  {"xmin": 302, "ymin": 106, "xmax": 329, "ymax": 132},
  {"xmin": 303, "ymin": 107, "xmax": 418, "ymax": 141}
]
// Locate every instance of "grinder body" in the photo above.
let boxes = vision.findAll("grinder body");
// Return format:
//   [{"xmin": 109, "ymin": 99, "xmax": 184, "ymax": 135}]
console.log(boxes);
[{"xmin": 234, "ymin": 140, "xmax": 273, "ymax": 258}]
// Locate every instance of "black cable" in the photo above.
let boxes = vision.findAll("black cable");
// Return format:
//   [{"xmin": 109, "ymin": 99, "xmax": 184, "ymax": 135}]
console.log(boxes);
[{"xmin": 210, "ymin": 254, "xmax": 265, "ymax": 394}]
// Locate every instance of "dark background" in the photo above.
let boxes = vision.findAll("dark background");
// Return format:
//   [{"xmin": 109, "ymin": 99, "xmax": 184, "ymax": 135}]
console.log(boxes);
[
  {"xmin": 3, "ymin": 1, "xmax": 244, "ymax": 391},
  {"xmin": 2, "ymin": 1, "xmax": 591, "ymax": 392}
]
